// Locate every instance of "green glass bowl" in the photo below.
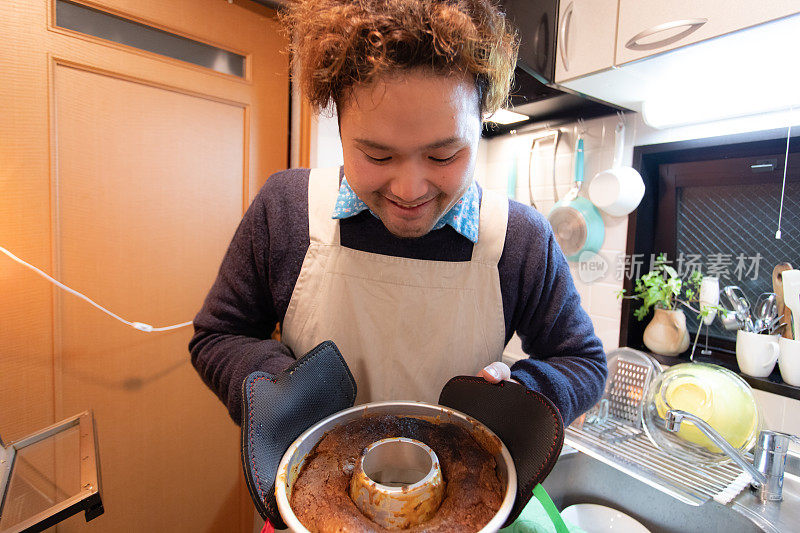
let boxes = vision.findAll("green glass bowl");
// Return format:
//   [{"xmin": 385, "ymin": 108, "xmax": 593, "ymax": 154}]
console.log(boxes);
[{"xmin": 642, "ymin": 362, "xmax": 761, "ymax": 464}]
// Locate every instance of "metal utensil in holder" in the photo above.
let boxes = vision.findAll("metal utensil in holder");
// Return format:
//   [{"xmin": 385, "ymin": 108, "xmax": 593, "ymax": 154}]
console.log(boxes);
[
  {"xmin": 583, "ymin": 348, "xmax": 662, "ymax": 443},
  {"xmin": 722, "ymin": 285, "xmax": 754, "ymax": 332},
  {"xmin": 753, "ymin": 293, "xmax": 778, "ymax": 334}
]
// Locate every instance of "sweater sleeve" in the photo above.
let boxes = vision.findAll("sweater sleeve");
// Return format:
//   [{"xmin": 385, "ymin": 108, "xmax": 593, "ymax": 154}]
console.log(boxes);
[
  {"xmin": 505, "ymin": 207, "xmax": 607, "ymax": 426},
  {"xmin": 189, "ymin": 187, "xmax": 296, "ymax": 426}
]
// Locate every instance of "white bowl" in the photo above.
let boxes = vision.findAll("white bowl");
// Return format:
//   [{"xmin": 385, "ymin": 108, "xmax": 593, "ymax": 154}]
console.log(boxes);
[{"xmin": 561, "ymin": 503, "xmax": 651, "ymax": 533}]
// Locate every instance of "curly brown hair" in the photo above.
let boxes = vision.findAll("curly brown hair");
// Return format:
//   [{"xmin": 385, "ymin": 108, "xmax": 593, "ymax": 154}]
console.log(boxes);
[{"xmin": 280, "ymin": 0, "xmax": 518, "ymax": 116}]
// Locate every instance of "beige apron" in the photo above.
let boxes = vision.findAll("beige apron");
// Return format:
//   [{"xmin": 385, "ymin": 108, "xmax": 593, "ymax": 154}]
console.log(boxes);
[{"xmin": 281, "ymin": 167, "xmax": 508, "ymax": 404}]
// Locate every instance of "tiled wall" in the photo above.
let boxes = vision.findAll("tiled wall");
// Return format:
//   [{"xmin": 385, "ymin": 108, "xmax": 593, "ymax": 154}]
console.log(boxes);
[
  {"xmin": 754, "ymin": 388, "xmax": 800, "ymax": 455},
  {"xmin": 479, "ymin": 110, "xmax": 800, "ymax": 358},
  {"xmin": 476, "ymin": 114, "xmax": 634, "ymax": 358}
]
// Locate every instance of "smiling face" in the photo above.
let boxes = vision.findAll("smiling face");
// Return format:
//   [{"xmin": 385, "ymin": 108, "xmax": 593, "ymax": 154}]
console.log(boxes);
[{"xmin": 338, "ymin": 69, "xmax": 483, "ymax": 239}]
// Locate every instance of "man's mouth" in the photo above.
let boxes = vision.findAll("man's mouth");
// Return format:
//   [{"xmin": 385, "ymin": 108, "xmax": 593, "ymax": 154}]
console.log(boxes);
[{"xmin": 385, "ymin": 196, "xmax": 435, "ymax": 211}]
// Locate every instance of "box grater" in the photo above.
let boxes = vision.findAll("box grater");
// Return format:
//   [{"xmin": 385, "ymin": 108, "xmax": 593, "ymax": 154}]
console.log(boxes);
[{"xmin": 585, "ymin": 348, "xmax": 662, "ymax": 434}]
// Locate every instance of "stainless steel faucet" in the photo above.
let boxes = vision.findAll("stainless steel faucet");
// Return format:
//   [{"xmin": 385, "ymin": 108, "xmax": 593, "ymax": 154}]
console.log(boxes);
[{"xmin": 666, "ymin": 409, "xmax": 800, "ymax": 502}]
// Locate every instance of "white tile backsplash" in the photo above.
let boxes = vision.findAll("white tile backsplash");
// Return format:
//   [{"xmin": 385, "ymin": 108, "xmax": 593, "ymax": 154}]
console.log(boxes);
[
  {"xmin": 746, "ymin": 391, "xmax": 800, "ymax": 454},
  {"xmin": 536, "ymin": 198, "xmax": 555, "ymax": 217},
  {"xmin": 590, "ymin": 283, "xmax": 624, "ymax": 319},
  {"xmin": 482, "ymin": 160, "xmax": 510, "ymax": 192},
  {"xmin": 311, "ymin": 109, "xmax": 344, "ymax": 168},
  {"xmin": 479, "ymin": 114, "xmax": 629, "ymax": 364},
  {"xmin": 592, "ymin": 316, "xmax": 622, "ymax": 353},
  {"xmin": 581, "ymin": 149, "xmax": 608, "ymax": 189},
  {"xmin": 781, "ymin": 396, "xmax": 800, "ymax": 453},
  {"xmin": 572, "ymin": 278, "xmax": 593, "ymax": 310},
  {"xmin": 600, "ymin": 212, "xmax": 629, "ymax": 251},
  {"xmin": 502, "ymin": 333, "xmax": 526, "ymax": 363},
  {"xmin": 754, "ymin": 389, "xmax": 786, "ymax": 431}
]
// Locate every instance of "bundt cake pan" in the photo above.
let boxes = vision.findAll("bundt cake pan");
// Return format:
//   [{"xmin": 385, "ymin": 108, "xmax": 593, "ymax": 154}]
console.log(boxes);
[{"xmin": 275, "ymin": 401, "xmax": 517, "ymax": 532}]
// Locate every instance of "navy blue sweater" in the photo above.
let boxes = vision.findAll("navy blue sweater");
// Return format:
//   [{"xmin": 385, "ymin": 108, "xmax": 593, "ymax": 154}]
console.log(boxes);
[{"xmin": 189, "ymin": 168, "xmax": 607, "ymax": 425}]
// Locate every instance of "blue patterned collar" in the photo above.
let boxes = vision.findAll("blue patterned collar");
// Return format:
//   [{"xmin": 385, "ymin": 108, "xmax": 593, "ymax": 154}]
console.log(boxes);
[{"xmin": 331, "ymin": 177, "xmax": 480, "ymax": 242}]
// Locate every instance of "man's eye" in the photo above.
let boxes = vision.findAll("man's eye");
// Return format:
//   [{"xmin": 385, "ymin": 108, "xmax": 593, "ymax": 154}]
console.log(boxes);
[
  {"xmin": 429, "ymin": 154, "xmax": 457, "ymax": 163},
  {"xmin": 365, "ymin": 153, "xmax": 391, "ymax": 163}
]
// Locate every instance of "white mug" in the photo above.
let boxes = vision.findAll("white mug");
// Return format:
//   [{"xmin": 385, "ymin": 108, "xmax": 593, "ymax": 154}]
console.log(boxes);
[
  {"xmin": 779, "ymin": 337, "xmax": 800, "ymax": 387},
  {"xmin": 736, "ymin": 330, "xmax": 780, "ymax": 378}
]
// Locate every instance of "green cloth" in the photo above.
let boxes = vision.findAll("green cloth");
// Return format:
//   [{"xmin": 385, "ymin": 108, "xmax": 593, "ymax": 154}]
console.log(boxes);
[{"xmin": 500, "ymin": 487, "xmax": 587, "ymax": 533}]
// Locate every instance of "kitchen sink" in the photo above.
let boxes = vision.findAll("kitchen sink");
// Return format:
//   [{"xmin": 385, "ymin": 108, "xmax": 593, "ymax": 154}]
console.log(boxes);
[{"xmin": 542, "ymin": 448, "xmax": 777, "ymax": 533}]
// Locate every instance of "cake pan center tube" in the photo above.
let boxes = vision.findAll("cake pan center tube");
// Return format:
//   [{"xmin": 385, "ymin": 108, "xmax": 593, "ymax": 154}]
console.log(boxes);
[{"xmin": 349, "ymin": 437, "xmax": 445, "ymax": 529}]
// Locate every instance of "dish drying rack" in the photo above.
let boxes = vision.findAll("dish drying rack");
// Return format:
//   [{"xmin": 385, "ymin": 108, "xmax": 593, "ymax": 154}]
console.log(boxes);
[{"xmin": 566, "ymin": 348, "xmax": 751, "ymax": 506}]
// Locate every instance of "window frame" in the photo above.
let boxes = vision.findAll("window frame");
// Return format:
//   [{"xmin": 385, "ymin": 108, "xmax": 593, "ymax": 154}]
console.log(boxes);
[{"xmin": 621, "ymin": 128, "xmax": 800, "ymax": 400}]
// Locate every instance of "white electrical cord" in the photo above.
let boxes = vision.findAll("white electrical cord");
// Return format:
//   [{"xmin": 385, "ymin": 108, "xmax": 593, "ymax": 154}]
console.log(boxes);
[
  {"xmin": 776, "ymin": 110, "xmax": 793, "ymax": 240},
  {"xmin": 1, "ymin": 245, "xmax": 192, "ymax": 333}
]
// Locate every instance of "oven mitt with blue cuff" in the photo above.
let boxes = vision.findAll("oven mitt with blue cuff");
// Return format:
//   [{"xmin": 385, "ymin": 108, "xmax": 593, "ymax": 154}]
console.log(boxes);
[
  {"xmin": 439, "ymin": 376, "xmax": 566, "ymax": 529},
  {"xmin": 241, "ymin": 340, "xmax": 356, "ymax": 529}
]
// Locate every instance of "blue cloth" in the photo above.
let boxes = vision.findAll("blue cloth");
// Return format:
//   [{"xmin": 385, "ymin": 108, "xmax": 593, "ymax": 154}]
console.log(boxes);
[{"xmin": 332, "ymin": 176, "xmax": 480, "ymax": 243}]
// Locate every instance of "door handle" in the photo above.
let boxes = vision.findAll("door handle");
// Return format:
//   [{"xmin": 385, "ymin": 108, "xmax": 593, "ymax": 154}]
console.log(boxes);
[
  {"xmin": 625, "ymin": 18, "xmax": 708, "ymax": 51},
  {"xmin": 532, "ymin": 12, "xmax": 551, "ymax": 75},
  {"xmin": 558, "ymin": 2, "xmax": 574, "ymax": 71}
]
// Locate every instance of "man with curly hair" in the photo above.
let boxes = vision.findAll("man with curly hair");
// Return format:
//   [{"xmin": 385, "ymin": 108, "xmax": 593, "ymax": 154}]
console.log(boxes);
[{"xmin": 191, "ymin": 0, "xmax": 606, "ymax": 431}]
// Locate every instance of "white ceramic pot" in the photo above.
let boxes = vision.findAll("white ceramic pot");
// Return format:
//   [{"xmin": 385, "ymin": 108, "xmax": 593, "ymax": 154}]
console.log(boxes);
[{"xmin": 643, "ymin": 308, "xmax": 690, "ymax": 357}]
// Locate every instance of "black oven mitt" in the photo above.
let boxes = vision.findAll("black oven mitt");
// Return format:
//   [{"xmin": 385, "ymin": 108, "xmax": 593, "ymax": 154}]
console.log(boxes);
[
  {"xmin": 240, "ymin": 340, "xmax": 356, "ymax": 529},
  {"xmin": 439, "ymin": 376, "xmax": 565, "ymax": 527}
]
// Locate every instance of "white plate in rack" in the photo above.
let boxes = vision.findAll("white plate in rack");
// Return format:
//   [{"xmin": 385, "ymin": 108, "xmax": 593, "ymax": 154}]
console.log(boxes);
[{"xmin": 561, "ymin": 503, "xmax": 651, "ymax": 533}]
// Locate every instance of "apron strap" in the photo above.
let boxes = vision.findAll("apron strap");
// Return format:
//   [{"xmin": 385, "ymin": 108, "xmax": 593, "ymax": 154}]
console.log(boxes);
[
  {"xmin": 308, "ymin": 167, "xmax": 342, "ymax": 245},
  {"xmin": 472, "ymin": 189, "xmax": 508, "ymax": 264}
]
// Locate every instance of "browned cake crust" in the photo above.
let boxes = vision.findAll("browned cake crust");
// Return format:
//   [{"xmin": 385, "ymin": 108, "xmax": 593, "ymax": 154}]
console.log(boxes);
[{"xmin": 289, "ymin": 414, "xmax": 503, "ymax": 532}]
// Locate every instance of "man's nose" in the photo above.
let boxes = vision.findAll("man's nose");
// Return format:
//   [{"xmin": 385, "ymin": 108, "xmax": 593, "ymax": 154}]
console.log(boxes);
[{"xmin": 388, "ymin": 162, "xmax": 430, "ymax": 202}]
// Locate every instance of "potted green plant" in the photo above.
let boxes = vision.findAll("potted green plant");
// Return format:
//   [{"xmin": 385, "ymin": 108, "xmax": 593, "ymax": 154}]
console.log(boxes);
[{"xmin": 618, "ymin": 254, "xmax": 715, "ymax": 357}]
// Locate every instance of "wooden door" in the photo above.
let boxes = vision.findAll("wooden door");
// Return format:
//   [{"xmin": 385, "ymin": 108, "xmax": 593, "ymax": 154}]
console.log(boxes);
[{"xmin": 0, "ymin": 0, "xmax": 288, "ymax": 531}]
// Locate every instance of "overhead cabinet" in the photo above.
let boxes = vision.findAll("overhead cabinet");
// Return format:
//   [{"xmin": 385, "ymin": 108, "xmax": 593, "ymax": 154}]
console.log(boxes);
[
  {"xmin": 616, "ymin": 0, "xmax": 800, "ymax": 65},
  {"xmin": 554, "ymin": 0, "xmax": 618, "ymax": 83},
  {"xmin": 554, "ymin": 1, "xmax": 800, "ymax": 84},
  {"xmin": 552, "ymin": 2, "xmax": 800, "ymax": 127}
]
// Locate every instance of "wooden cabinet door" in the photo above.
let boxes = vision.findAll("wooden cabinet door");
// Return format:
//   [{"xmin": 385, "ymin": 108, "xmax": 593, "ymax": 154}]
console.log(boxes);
[
  {"xmin": 554, "ymin": 0, "xmax": 618, "ymax": 83},
  {"xmin": 616, "ymin": 0, "xmax": 799, "ymax": 65},
  {"xmin": 0, "ymin": 0, "xmax": 288, "ymax": 531}
]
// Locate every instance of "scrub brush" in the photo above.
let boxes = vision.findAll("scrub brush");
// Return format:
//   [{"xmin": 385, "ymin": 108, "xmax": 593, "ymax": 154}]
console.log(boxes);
[{"xmin": 713, "ymin": 471, "xmax": 753, "ymax": 504}]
